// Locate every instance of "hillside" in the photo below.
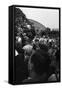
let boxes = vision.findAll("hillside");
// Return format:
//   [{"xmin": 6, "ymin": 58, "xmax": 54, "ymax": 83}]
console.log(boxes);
[{"xmin": 29, "ymin": 19, "xmax": 46, "ymax": 32}]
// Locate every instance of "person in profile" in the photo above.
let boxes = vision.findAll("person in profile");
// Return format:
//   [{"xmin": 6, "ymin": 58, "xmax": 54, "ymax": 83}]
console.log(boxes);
[{"xmin": 23, "ymin": 49, "xmax": 51, "ymax": 83}]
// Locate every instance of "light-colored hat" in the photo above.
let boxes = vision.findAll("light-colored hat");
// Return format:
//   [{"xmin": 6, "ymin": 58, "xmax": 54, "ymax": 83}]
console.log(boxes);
[{"xmin": 22, "ymin": 44, "xmax": 33, "ymax": 53}]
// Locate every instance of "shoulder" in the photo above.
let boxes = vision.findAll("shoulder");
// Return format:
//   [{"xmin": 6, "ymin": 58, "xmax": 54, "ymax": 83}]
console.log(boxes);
[{"xmin": 48, "ymin": 74, "xmax": 57, "ymax": 82}]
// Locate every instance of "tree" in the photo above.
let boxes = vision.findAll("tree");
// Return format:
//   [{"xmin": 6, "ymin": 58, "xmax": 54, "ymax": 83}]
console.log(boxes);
[{"xmin": 14, "ymin": 7, "xmax": 36, "ymax": 46}]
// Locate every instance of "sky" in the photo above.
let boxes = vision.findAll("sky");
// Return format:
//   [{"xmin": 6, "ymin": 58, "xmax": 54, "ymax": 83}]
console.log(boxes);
[{"xmin": 18, "ymin": 7, "xmax": 59, "ymax": 29}]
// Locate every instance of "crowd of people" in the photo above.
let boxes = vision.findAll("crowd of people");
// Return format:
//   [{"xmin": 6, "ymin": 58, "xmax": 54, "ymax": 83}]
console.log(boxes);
[
  {"xmin": 14, "ymin": 7, "xmax": 60, "ymax": 84},
  {"xmin": 15, "ymin": 31, "xmax": 60, "ymax": 84}
]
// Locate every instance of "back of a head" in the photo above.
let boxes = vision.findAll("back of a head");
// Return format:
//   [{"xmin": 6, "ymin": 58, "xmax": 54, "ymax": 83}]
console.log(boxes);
[
  {"xmin": 31, "ymin": 49, "xmax": 50, "ymax": 76},
  {"xmin": 39, "ymin": 44, "xmax": 48, "ymax": 52}
]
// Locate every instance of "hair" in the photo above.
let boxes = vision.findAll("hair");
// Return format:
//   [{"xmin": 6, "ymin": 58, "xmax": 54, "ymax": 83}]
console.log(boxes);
[
  {"xmin": 30, "ymin": 49, "xmax": 50, "ymax": 76},
  {"xmin": 39, "ymin": 44, "xmax": 48, "ymax": 52}
]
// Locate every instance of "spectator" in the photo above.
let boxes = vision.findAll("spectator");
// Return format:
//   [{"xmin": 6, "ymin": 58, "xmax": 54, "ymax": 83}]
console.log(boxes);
[{"xmin": 23, "ymin": 49, "xmax": 51, "ymax": 83}]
